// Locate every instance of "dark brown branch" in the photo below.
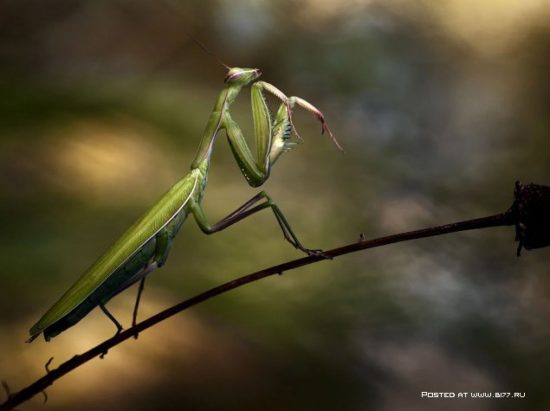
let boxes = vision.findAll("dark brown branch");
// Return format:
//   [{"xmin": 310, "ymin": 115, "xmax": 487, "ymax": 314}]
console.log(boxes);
[{"xmin": 0, "ymin": 208, "xmax": 522, "ymax": 411}]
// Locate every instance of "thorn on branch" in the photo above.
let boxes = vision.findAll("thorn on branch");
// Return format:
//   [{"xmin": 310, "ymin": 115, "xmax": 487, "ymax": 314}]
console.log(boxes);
[
  {"xmin": 45, "ymin": 357, "xmax": 54, "ymax": 374},
  {"xmin": 1, "ymin": 381, "xmax": 11, "ymax": 400},
  {"xmin": 41, "ymin": 390, "xmax": 48, "ymax": 404}
]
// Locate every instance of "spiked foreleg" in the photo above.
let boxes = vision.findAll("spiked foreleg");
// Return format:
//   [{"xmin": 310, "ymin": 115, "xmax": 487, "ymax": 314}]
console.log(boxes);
[
  {"xmin": 224, "ymin": 80, "xmax": 343, "ymax": 189},
  {"xmin": 290, "ymin": 97, "xmax": 343, "ymax": 151},
  {"xmin": 223, "ymin": 82, "xmax": 285, "ymax": 187},
  {"xmin": 254, "ymin": 81, "xmax": 344, "ymax": 152},
  {"xmin": 251, "ymin": 82, "xmax": 272, "ymax": 174},
  {"xmin": 224, "ymin": 114, "xmax": 269, "ymax": 187}
]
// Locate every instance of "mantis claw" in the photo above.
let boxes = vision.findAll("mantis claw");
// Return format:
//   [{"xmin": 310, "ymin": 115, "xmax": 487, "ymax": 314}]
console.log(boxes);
[
  {"xmin": 303, "ymin": 248, "xmax": 332, "ymax": 260},
  {"xmin": 291, "ymin": 96, "xmax": 344, "ymax": 152},
  {"xmin": 285, "ymin": 101, "xmax": 303, "ymax": 142}
]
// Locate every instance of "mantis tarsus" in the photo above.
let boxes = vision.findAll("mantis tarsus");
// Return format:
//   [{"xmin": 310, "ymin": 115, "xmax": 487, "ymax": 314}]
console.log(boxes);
[{"xmin": 28, "ymin": 66, "xmax": 342, "ymax": 342}]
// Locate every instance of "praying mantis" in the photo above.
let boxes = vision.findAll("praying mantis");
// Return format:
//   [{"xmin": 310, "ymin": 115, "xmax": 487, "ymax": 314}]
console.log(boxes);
[{"xmin": 28, "ymin": 65, "xmax": 343, "ymax": 342}]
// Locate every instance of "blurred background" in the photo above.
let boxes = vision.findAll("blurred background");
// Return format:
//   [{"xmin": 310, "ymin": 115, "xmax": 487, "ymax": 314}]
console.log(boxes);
[{"xmin": 0, "ymin": 0, "xmax": 549, "ymax": 410}]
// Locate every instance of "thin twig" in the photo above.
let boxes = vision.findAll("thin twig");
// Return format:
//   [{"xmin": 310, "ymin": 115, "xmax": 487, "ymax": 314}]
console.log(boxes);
[{"xmin": 0, "ymin": 211, "xmax": 515, "ymax": 411}]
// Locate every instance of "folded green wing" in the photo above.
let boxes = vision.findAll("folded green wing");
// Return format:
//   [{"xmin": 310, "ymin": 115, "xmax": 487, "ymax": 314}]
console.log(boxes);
[{"xmin": 29, "ymin": 172, "xmax": 198, "ymax": 338}]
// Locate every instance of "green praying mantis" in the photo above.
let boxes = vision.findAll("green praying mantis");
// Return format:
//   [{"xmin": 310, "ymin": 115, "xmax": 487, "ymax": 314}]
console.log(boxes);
[{"xmin": 28, "ymin": 65, "xmax": 343, "ymax": 342}]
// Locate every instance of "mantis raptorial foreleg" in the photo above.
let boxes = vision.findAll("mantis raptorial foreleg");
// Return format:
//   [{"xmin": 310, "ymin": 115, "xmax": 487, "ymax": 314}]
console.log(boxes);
[
  {"xmin": 255, "ymin": 81, "xmax": 342, "ymax": 150},
  {"xmin": 224, "ymin": 80, "xmax": 341, "ymax": 188}
]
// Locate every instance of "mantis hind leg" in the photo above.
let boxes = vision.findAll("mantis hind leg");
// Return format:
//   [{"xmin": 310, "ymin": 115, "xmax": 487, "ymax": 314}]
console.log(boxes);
[
  {"xmin": 191, "ymin": 191, "xmax": 322, "ymax": 256},
  {"xmin": 99, "ymin": 303, "xmax": 123, "ymax": 336},
  {"xmin": 132, "ymin": 278, "xmax": 146, "ymax": 329},
  {"xmin": 131, "ymin": 227, "xmax": 175, "ymax": 333}
]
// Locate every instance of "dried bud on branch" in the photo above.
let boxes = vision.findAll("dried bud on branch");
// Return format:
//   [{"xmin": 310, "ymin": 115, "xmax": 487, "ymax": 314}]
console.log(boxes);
[{"xmin": 512, "ymin": 182, "xmax": 550, "ymax": 255}]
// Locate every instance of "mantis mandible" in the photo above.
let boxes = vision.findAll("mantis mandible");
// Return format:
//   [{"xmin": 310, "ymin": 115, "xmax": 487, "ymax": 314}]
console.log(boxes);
[{"xmin": 28, "ymin": 66, "xmax": 343, "ymax": 342}]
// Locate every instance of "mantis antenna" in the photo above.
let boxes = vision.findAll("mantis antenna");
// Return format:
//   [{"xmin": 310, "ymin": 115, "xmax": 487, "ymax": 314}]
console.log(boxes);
[{"xmin": 184, "ymin": 32, "xmax": 230, "ymax": 71}]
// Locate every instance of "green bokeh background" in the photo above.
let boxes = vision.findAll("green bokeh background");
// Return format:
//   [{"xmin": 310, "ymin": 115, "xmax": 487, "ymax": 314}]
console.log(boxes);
[{"xmin": 1, "ymin": 1, "xmax": 549, "ymax": 410}]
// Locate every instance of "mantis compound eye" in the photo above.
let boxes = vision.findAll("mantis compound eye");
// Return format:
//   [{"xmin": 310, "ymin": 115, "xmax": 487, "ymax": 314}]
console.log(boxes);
[
  {"xmin": 224, "ymin": 69, "xmax": 238, "ymax": 83},
  {"xmin": 224, "ymin": 67, "xmax": 262, "ymax": 84}
]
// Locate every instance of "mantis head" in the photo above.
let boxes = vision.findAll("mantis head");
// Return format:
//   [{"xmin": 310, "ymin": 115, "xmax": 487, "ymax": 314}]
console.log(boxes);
[{"xmin": 224, "ymin": 67, "xmax": 262, "ymax": 86}]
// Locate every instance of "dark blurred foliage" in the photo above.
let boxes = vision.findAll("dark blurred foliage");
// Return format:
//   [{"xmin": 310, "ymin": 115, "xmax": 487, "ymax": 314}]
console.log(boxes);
[{"xmin": 0, "ymin": 1, "xmax": 549, "ymax": 410}]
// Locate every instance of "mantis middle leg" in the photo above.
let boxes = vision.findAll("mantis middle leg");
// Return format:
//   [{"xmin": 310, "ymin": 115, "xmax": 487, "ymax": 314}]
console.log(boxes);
[
  {"xmin": 131, "ymin": 227, "xmax": 178, "ymax": 328},
  {"xmin": 190, "ymin": 191, "xmax": 321, "ymax": 255}
]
